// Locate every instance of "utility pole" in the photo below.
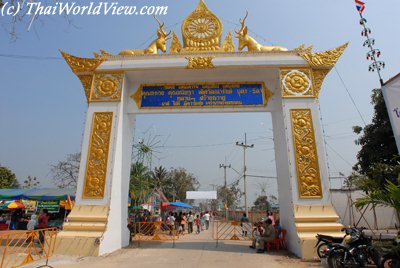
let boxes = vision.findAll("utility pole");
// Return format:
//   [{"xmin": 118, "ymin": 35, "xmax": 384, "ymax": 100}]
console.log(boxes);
[
  {"xmin": 220, "ymin": 163, "xmax": 231, "ymax": 221},
  {"xmin": 236, "ymin": 133, "xmax": 254, "ymax": 218}
]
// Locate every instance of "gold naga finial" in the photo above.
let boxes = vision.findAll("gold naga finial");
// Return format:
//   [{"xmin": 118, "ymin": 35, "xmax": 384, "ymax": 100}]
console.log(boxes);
[
  {"xmin": 235, "ymin": 11, "xmax": 288, "ymax": 52},
  {"xmin": 119, "ymin": 16, "xmax": 171, "ymax": 55}
]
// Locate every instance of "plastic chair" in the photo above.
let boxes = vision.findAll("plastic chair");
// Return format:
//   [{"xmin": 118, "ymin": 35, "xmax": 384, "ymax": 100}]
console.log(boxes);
[
  {"xmin": 266, "ymin": 232, "xmax": 281, "ymax": 252},
  {"xmin": 280, "ymin": 229, "xmax": 287, "ymax": 249}
]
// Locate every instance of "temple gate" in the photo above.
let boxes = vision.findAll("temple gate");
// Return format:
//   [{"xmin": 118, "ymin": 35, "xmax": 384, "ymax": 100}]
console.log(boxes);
[{"xmin": 56, "ymin": 0, "xmax": 347, "ymax": 259}]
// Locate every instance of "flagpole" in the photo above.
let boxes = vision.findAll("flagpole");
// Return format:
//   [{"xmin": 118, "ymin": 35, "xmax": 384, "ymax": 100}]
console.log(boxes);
[{"xmin": 355, "ymin": 1, "xmax": 385, "ymax": 86}]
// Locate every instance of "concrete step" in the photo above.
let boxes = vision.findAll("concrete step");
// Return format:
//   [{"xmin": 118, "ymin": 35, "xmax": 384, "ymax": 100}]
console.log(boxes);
[{"xmin": 63, "ymin": 222, "xmax": 106, "ymax": 232}]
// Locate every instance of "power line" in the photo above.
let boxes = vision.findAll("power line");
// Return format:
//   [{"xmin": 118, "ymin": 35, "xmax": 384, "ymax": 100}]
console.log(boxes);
[
  {"xmin": 334, "ymin": 66, "xmax": 367, "ymax": 127},
  {"xmin": 325, "ymin": 142, "xmax": 353, "ymax": 167},
  {"xmin": 0, "ymin": 53, "xmax": 62, "ymax": 60}
]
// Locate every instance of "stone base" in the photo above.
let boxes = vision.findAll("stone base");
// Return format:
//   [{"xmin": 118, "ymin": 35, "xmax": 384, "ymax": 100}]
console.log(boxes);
[
  {"xmin": 54, "ymin": 205, "xmax": 109, "ymax": 256},
  {"xmin": 294, "ymin": 204, "xmax": 343, "ymax": 260}
]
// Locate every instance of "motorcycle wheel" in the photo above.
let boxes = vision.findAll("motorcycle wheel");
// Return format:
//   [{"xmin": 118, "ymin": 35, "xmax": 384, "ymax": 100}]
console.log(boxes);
[
  {"xmin": 382, "ymin": 257, "xmax": 400, "ymax": 268},
  {"xmin": 317, "ymin": 243, "xmax": 329, "ymax": 258},
  {"xmin": 328, "ymin": 252, "xmax": 345, "ymax": 268}
]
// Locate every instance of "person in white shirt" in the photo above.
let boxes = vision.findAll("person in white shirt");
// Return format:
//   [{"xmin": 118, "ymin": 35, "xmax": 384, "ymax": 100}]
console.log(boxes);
[
  {"xmin": 27, "ymin": 215, "xmax": 37, "ymax": 243},
  {"xmin": 27, "ymin": 214, "xmax": 37, "ymax": 231},
  {"xmin": 203, "ymin": 212, "xmax": 210, "ymax": 230}
]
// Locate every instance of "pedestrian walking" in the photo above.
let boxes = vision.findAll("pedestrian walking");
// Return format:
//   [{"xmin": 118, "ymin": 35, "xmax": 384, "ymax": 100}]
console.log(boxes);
[
  {"xmin": 195, "ymin": 215, "xmax": 201, "ymax": 234},
  {"xmin": 203, "ymin": 211, "xmax": 210, "ymax": 230},
  {"xmin": 187, "ymin": 211, "xmax": 194, "ymax": 234},
  {"xmin": 37, "ymin": 209, "xmax": 49, "ymax": 244}
]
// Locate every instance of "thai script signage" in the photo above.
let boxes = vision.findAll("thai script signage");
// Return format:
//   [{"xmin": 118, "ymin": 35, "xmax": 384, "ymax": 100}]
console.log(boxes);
[
  {"xmin": 37, "ymin": 200, "xmax": 60, "ymax": 213},
  {"xmin": 132, "ymin": 82, "xmax": 272, "ymax": 109}
]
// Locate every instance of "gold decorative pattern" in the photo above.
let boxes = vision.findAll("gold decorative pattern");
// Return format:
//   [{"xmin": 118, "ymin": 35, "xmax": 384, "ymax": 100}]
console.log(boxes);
[
  {"xmin": 290, "ymin": 109, "xmax": 323, "ymax": 198},
  {"xmin": 78, "ymin": 75, "xmax": 94, "ymax": 103},
  {"xmin": 170, "ymin": 31, "xmax": 183, "ymax": 53},
  {"xmin": 83, "ymin": 112, "xmax": 113, "ymax": 199},
  {"xmin": 297, "ymin": 43, "xmax": 348, "ymax": 68},
  {"xmin": 60, "ymin": 50, "xmax": 104, "ymax": 75},
  {"xmin": 181, "ymin": 0, "xmax": 223, "ymax": 51},
  {"xmin": 280, "ymin": 69, "xmax": 315, "ymax": 98},
  {"xmin": 90, "ymin": 73, "xmax": 124, "ymax": 102},
  {"xmin": 186, "ymin": 56, "xmax": 215, "ymax": 69},
  {"xmin": 222, "ymin": 32, "xmax": 235, "ymax": 52},
  {"xmin": 311, "ymin": 69, "xmax": 330, "ymax": 98}
]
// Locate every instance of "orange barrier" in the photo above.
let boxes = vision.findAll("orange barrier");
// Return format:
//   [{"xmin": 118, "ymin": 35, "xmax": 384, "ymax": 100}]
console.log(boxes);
[
  {"xmin": 0, "ymin": 228, "xmax": 58, "ymax": 268},
  {"xmin": 212, "ymin": 221, "xmax": 253, "ymax": 246},
  {"xmin": 131, "ymin": 222, "xmax": 179, "ymax": 247}
]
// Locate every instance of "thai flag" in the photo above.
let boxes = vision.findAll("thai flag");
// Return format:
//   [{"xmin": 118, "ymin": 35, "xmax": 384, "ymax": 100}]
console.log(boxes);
[{"xmin": 355, "ymin": 0, "xmax": 365, "ymax": 14}]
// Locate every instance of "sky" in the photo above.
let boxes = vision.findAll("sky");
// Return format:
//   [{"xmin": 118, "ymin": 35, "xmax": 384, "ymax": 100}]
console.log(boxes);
[{"xmin": 1, "ymin": 0, "xmax": 399, "ymax": 207}]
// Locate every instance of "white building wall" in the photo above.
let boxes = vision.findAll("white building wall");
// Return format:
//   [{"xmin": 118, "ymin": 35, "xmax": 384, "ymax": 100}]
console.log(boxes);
[{"xmin": 331, "ymin": 190, "xmax": 399, "ymax": 229}]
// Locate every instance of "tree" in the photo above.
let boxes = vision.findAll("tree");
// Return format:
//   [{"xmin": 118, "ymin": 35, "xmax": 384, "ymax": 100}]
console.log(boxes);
[
  {"xmin": 217, "ymin": 181, "xmax": 243, "ymax": 209},
  {"xmin": 253, "ymin": 195, "xmax": 271, "ymax": 211},
  {"xmin": 22, "ymin": 176, "xmax": 40, "ymax": 189},
  {"xmin": 129, "ymin": 162, "xmax": 152, "ymax": 206},
  {"xmin": 1, "ymin": 0, "xmax": 73, "ymax": 40},
  {"xmin": 163, "ymin": 168, "xmax": 200, "ymax": 204},
  {"xmin": 353, "ymin": 89, "xmax": 399, "ymax": 174},
  {"xmin": 150, "ymin": 166, "xmax": 169, "ymax": 191},
  {"xmin": 347, "ymin": 162, "xmax": 400, "ymax": 191},
  {"xmin": 50, "ymin": 152, "xmax": 80, "ymax": 189},
  {"xmin": 0, "ymin": 165, "xmax": 20, "ymax": 188},
  {"xmin": 354, "ymin": 178, "xmax": 400, "ymax": 223}
]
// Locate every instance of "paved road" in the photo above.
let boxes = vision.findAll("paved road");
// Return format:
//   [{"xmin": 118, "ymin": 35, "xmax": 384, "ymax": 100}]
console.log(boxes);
[{"xmin": 27, "ymin": 226, "xmax": 322, "ymax": 268}]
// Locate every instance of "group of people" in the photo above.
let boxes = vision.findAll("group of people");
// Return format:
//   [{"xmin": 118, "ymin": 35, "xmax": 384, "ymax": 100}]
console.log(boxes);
[
  {"xmin": 166, "ymin": 211, "xmax": 211, "ymax": 235},
  {"xmin": 248, "ymin": 211, "xmax": 281, "ymax": 253}
]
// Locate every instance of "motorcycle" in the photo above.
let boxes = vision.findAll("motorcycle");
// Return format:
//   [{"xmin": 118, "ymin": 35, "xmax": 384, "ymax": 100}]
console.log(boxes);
[
  {"xmin": 325, "ymin": 227, "xmax": 382, "ymax": 268},
  {"xmin": 315, "ymin": 233, "xmax": 345, "ymax": 258},
  {"xmin": 381, "ymin": 235, "xmax": 400, "ymax": 268}
]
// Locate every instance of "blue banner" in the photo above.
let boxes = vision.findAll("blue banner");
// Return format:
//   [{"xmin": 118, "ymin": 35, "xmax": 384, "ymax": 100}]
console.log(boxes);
[{"xmin": 137, "ymin": 82, "xmax": 268, "ymax": 109}]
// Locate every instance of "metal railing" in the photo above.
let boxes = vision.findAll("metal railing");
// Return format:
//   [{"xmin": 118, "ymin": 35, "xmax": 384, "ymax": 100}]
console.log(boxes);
[
  {"xmin": 212, "ymin": 221, "xmax": 253, "ymax": 247},
  {"xmin": 131, "ymin": 222, "xmax": 179, "ymax": 247},
  {"xmin": 0, "ymin": 228, "xmax": 58, "ymax": 268}
]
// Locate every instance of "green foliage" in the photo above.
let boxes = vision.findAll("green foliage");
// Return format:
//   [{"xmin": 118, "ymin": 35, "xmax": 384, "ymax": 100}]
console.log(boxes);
[
  {"xmin": 129, "ymin": 164, "xmax": 200, "ymax": 205},
  {"xmin": 0, "ymin": 165, "xmax": 20, "ymax": 188},
  {"xmin": 217, "ymin": 181, "xmax": 242, "ymax": 209},
  {"xmin": 253, "ymin": 195, "xmax": 271, "ymax": 211},
  {"xmin": 129, "ymin": 162, "xmax": 152, "ymax": 205},
  {"xmin": 347, "ymin": 162, "xmax": 400, "ymax": 191},
  {"xmin": 354, "ymin": 178, "xmax": 400, "ymax": 222},
  {"xmin": 163, "ymin": 167, "xmax": 200, "ymax": 204},
  {"xmin": 353, "ymin": 89, "xmax": 399, "ymax": 174},
  {"xmin": 150, "ymin": 166, "xmax": 169, "ymax": 191},
  {"xmin": 22, "ymin": 176, "xmax": 40, "ymax": 189}
]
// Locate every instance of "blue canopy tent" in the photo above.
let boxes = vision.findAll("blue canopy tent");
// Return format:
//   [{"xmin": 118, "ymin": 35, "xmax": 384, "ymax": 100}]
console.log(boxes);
[
  {"xmin": 166, "ymin": 201, "xmax": 193, "ymax": 209},
  {"xmin": 0, "ymin": 188, "xmax": 76, "ymax": 201}
]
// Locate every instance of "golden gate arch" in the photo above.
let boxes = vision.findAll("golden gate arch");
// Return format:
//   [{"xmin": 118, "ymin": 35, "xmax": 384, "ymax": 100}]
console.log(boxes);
[{"xmin": 56, "ymin": 0, "xmax": 347, "ymax": 259}]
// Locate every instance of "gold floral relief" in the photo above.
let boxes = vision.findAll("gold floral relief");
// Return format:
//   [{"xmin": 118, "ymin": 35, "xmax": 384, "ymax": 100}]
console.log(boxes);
[
  {"xmin": 83, "ymin": 112, "xmax": 113, "ymax": 199},
  {"xmin": 78, "ymin": 75, "xmax": 94, "ymax": 103},
  {"xmin": 60, "ymin": 50, "xmax": 104, "ymax": 75},
  {"xmin": 280, "ymin": 69, "xmax": 315, "ymax": 98},
  {"xmin": 297, "ymin": 43, "xmax": 348, "ymax": 68},
  {"xmin": 90, "ymin": 73, "xmax": 124, "ymax": 102},
  {"xmin": 290, "ymin": 109, "xmax": 323, "ymax": 198},
  {"xmin": 186, "ymin": 56, "xmax": 215, "ymax": 69},
  {"xmin": 311, "ymin": 69, "xmax": 330, "ymax": 98}
]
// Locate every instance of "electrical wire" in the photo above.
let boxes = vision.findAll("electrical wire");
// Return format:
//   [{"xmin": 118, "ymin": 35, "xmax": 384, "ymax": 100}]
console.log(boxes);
[{"xmin": 334, "ymin": 66, "xmax": 367, "ymax": 127}]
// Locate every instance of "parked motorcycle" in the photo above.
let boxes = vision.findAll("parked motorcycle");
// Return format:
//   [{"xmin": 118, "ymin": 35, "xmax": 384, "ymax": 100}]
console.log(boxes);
[
  {"xmin": 381, "ymin": 234, "xmax": 400, "ymax": 268},
  {"xmin": 315, "ymin": 233, "xmax": 345, "ymax": 258},
  {"xmin": 325, "ymin": 227, "xmax": 382, "ymax": 268}
]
